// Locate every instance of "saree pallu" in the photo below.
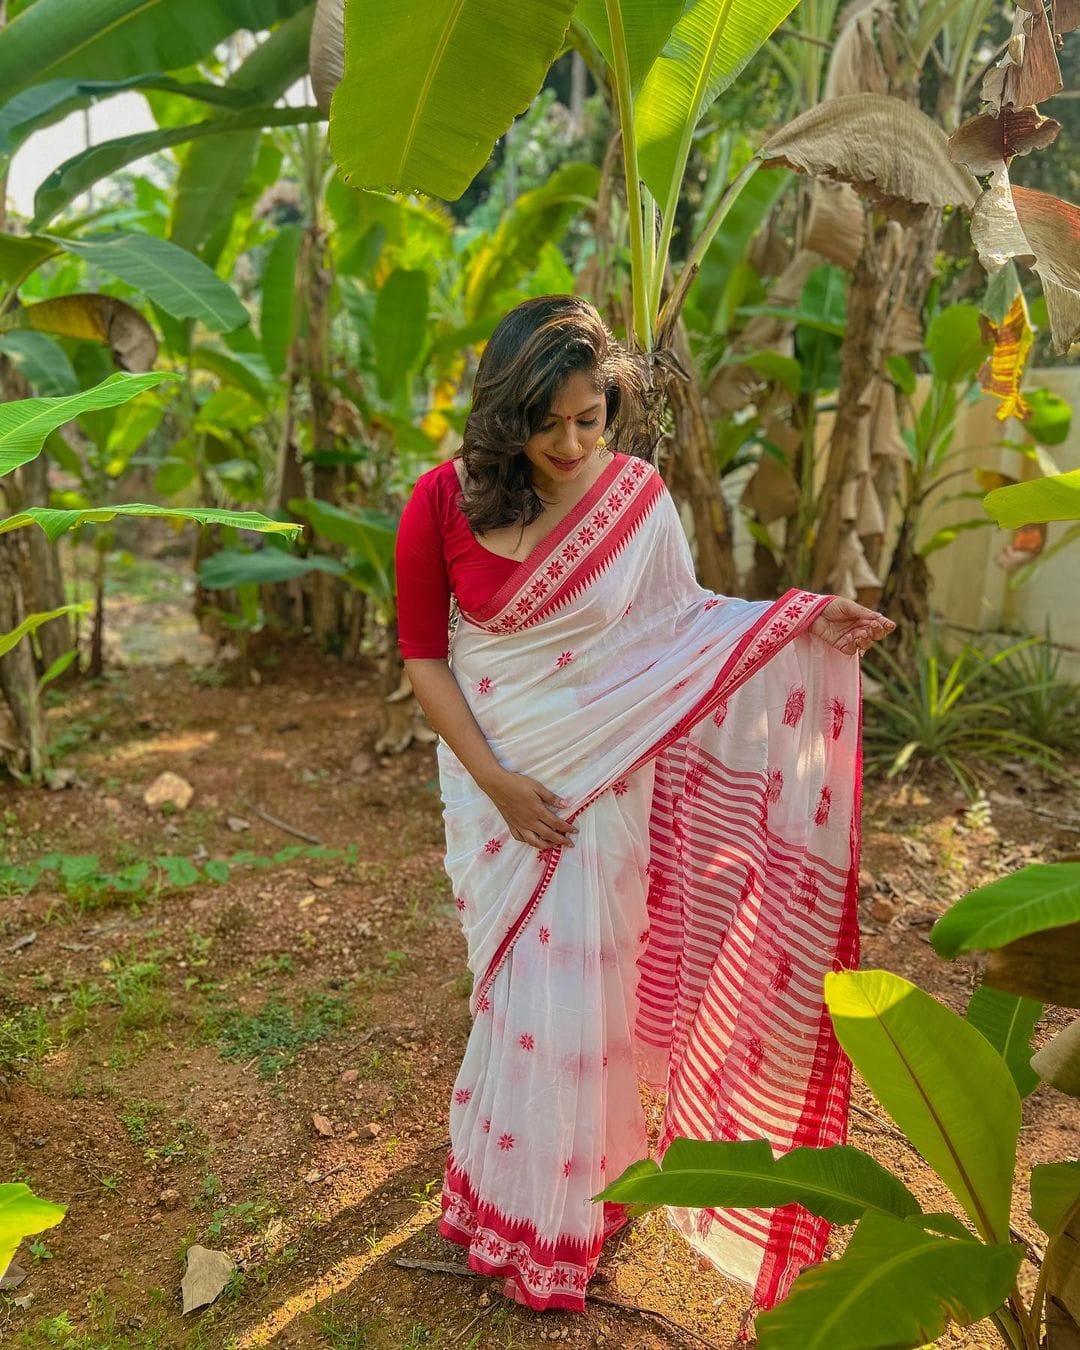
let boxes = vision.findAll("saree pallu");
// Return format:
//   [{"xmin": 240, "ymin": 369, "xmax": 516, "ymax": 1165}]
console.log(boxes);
[{"xmin": 435, "ymin": 455, "xmax": 861, "ymax": 1316}]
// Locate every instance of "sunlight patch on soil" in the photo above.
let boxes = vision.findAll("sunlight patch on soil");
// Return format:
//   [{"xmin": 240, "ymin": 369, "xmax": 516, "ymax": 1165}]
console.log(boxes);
[
  {"xmin": 235, "ymin": 1208, "xmax": 435, "ymax": 1347},
  {"xmin": 106, "ymin": 729, "xmax": 219, "ymax": 761}
]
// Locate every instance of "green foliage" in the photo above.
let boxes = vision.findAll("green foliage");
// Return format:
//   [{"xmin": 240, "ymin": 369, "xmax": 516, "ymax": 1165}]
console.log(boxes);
[
  {"xmin": 598, "ymin": 1138, "xmax": 920, "ymax": 1225},
  {"xmin": 0, "ymin": 0, "xmax": 312, "ymax": 98},
  {"xmin": 199, "ymin": 548, "xmax": 348, "ymax": 588},
  {"xmin": 31, "ymin": 104, "xmax": 320, "ymax": 228},
  {"xmin": 985, "ymin": 467, "xmax": 1080, "ymax": 527},
  {"xmin": 373, "ymin": 269, "xmax": 429, "ymax": 400},
  {"xmin": 209, "ymin": 993, "xmax": 351, "ymax": 1077},
  {"xmin": 0, "ymin": 74, "xmax": 257, "ymax": 158},
  {"xmin": 982, "ymin": 630, "xmax": 1080, "ymax": 754},
  {"xmin": 0, "ymin": 604, "xmax": 88, "ymax": 659},
  {"xmin": 329, "ymin": 0, "xmax": 579, "ymax": 200},
  {"xmin": 0, "ymin": 372, "xmax": 172, "ymax": 478},
  {"xmin": 259, "ymin": 222, "xmax": 303, "ymax": 377},
  {"xmin": 0, "ymin": 330, "xmax": 79, "ymax": 395},
  {"xmin": 0, "ymin": 503, "xmax": 300, "ymax": 544},
  {"xmin": 755, "ymin": 1211, "xmax": 1022, "ymax": 1349},
  {"xmin": 44, "ymin": 233, "xmax": 248, "ymax": 332},
  {"xmin": 634, "ymin": 0, "xmax": 800, "ymax": 207},
  {"xmin": 965, "ymin": 985, "xmax": 1043, "ymax": 1099},
  {"xmin": 288, "ymin": 498, "xmax": 398, "ymax": 600},
  {"xmin": 169, "ymin": 9, "xmax": 313, "ymax": 262},
  {"xmin": 862, "ymin": 638, "xmax": 1060, "ymax": 797},
  {"xmin": 931, "ymin": 863, "xmax": 1080, "ymax": 960},
  {"xmin": 825, "ymin": 970, "xmax": 1020, "ymax": 1245},
  {"xmin": 0, "ymin": 843, "xmax": 357, "ymax": 907}
]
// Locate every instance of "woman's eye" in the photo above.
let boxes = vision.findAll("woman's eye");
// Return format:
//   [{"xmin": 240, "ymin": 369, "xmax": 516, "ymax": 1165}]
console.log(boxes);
[{"xmin": 579, "ymin": 418, "xmax": 599, "ymax": 428}]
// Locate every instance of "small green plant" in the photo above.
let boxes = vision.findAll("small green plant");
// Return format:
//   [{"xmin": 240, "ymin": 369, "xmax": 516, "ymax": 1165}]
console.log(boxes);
[
  {"xmin": 0, "ymin": 1006, "xmax": 58, "ymax": 1072},
  {"xmin": 983, "ymin": 625, "xmax": 1080, "ymax": 756},
  {"xmin": 863, "ymin": 635, "xmax": 1059, "ymax": 797},
  {"xmin": 207, "ymin": 992, "xmax": 351, "ymax": 1077}
]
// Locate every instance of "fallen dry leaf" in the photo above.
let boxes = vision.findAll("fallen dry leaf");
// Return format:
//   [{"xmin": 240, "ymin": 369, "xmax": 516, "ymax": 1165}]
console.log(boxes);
[{"xmin": 181, "ymin": 1245, "xmax": 235, "ymax": 1315}]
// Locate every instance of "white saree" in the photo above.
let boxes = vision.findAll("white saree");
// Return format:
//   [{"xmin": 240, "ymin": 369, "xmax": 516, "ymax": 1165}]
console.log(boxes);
[{"xmin": 435, "ymin": 454, "xmax": 862, "ymax": 1315}]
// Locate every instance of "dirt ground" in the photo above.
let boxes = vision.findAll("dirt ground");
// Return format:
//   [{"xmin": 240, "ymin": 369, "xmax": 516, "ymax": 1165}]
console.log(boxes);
[{"xmin": 1, "ymin": 578, "xmax": 1078, "ymax": 1350}]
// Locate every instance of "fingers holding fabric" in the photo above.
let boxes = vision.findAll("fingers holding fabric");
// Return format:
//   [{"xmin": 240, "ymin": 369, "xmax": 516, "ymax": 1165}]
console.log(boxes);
[{"xmin": 486, "ymin": 769, "xmax": 577, "ymax": 850}]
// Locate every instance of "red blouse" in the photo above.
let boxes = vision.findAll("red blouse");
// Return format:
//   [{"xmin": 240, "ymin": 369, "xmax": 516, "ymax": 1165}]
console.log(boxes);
[{"xmin": 395, "ymin": 459, "xmax": 519, "ymax": 659}]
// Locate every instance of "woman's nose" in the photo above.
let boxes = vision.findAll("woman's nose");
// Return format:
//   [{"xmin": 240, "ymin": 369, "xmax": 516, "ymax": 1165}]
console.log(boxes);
[{"xmin": 555, "ymin": 420, "xmax": 580, "ymax": 451}]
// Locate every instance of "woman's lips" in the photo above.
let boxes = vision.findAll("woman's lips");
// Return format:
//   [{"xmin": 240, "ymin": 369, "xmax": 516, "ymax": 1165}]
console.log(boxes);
[{"xmin": 545, "ymin": 454, "xmax": 583, "ymax": 471}]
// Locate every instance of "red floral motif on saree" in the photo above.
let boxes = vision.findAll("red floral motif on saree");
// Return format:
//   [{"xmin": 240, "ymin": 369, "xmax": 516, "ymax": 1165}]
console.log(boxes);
[{"xmin": 782, "ymin": 685, "xmax": 806, "ymax": 727}]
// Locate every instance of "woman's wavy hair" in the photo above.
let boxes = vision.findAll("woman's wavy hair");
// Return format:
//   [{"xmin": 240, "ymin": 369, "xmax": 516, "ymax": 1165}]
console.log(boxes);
[{"xmin": 457, "ymin": 295, "xmax": 647, "ymax": 533}]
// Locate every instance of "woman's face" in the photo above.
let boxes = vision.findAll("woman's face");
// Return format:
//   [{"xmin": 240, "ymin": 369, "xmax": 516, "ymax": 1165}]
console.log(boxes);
[{"xmin": 522, "ymin": 369, "xmax": 608, "ymax": 495}]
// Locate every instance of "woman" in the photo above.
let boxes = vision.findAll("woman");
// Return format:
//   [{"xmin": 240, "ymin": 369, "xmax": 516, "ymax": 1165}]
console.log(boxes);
[{"xmin": 394, "ymin": 296, "xmax": 893, "ymax": 1318}]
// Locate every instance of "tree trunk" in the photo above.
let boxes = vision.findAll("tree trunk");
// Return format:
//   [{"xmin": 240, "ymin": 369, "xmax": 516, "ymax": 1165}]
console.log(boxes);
[
  {"xmin": 809, "ymin": 243, "xmax": 888, "ymax": 593},
  {"xmin": 663, "ymin": 318, "xmax": 738, "ymax": 594},
  {"xmin": 19, "ymin": 452, "xmax": 71, "ymax": 673},
  {"xmin": 0, "ymin": 532, "xmax": 43, "ymax": 779}
]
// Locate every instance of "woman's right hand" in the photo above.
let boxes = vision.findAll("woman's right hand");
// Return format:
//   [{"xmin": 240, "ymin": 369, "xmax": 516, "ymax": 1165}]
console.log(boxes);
[{"xmin": 481, "ymin": 768, "xmax": 578, "ymax": 851}]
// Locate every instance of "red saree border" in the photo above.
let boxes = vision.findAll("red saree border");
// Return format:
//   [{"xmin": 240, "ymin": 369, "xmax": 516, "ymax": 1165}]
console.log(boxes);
[
  {"xmin": 469, "ymin": 588, "xmax": 837, "ymax": 1015},
  {"xmin": 439, "ymin": 1154, "xmax": 629, "ymax": 1312},
  {"xmin": 461, "ymin": 455, "xmax": 662, "ymax": 632}
]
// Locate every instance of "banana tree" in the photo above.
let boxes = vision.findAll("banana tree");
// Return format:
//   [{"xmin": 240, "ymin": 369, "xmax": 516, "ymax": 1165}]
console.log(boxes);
[
  {"xmin": 0, "ymin": 372, "xmax": 301, "ymax": 781},
  {"xmin": 313, "ymin": 0, "xmax": 814, "ymax": 592}
]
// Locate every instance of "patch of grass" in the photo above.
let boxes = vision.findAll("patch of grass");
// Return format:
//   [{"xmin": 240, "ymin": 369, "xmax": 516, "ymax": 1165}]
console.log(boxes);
[
  {"xmin": 120, "ymin": 1100, "xmax": 165, "ymax": 1146},
  {"xmin": 0, "ymin": 843, "xmax": 360, "ymax": 911},
  {"xmin": 207, "ymin": 992, "xmax": 351, "ymax": 1077},
  {"xmin": 107, "ymin": 954, "xmax": 171, "ymax": 1030},
  {"xmin": 0, "ymin": 1005, "xmax": 58, "ymax": 1073}
]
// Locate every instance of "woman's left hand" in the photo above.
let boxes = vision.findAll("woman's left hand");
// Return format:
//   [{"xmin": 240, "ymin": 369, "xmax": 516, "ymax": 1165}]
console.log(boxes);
[{"xmin": 809, "ymin": 598, "xmax": 896, "ymax": 656}]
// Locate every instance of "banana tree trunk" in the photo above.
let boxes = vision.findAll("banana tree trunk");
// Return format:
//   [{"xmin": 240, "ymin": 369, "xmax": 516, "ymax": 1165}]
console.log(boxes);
[
  {"xmin": 809, "ymin": 242, "xmax": 889, "ymax": 594},
  {"xmin": 0, "ymin": 533, "xmax": 43, "ymax": 780},
  {"xmin": 20, "ymin": 453, "xmax": 71, "ymax": 674},
  {"xmin": 663, "ymin": 318, "xmax": 738, "ymax": 594}
]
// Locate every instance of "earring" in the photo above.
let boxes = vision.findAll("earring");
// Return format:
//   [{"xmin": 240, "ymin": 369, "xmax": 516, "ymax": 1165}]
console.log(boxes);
[{"xmin": 596, "ymin": 435, "xmax": 607, "ymax": 449}]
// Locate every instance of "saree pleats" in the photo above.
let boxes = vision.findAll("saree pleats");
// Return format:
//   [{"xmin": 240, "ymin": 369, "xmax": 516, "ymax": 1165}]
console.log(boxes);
[{"xmin": 434, "ymin": 456, "xmax": 861, "ymax": 1314}]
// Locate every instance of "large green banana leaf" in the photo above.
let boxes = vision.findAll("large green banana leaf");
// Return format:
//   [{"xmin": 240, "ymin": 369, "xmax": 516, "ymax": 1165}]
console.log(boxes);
[
  {"xmin": 1, "ymin": 504, "xmax": 301, "ymax": 543},
  {"xmin": 288, "ymin": 497, "xmax": 397, "ymax": 599},
  {"xmin": 755, "ymin": 1211, "xmax": 1022, "ymax": 1350},
  {"xmin": 0, "ymin": 75, "xmax": 258, "ymax": 159},
  {"xmin": 0, "ymin": 1185, "xmax": 66, "ymax": 1278},
  {"xmin": 0, "ymin": 0, "xmax": 311, "ymax": 100},
  {"xmin": 932, "ymin": 864, "xmax": 1080, "ymax": 956},
  {"xmin": 634, "ymin": 0, "xmax": 801, "ymax": 209},
  {"xmin": 574, "ymin": 0, "xmax": 687, "ymax": 94},
  {"xmin": 0, "ymin": 371, "xmax": 172, "ymax": 478},
  {"xmin": 597, "ymin": 1137, "xmax": 920, "ymax": 1225},
  {"xmin": 32, "ymin": 105, "xmax": 320, "ymax": 229},
  {"xmin": 42, "ymin": 234, "xmax": 249, "ymax": 333},
  {"xmin": 1031, "ymin": 1162, "xmax": 1080, "ymax": 1238},
  {"xmin": 825, "ymin": 970, "xmax": 1020, "ymax": 1245},
  {"xmin": 260, "ymin": 224, "xmax": 303, "ymax": 378},
  {"xmin": 985, "ymin": 469, "xmax": 1080, "ymax": 527},
  {"xmin": 373, "ymin": 269, "xmax": 429, "ymax": 401},
  {"xmin": 199, "ymin": 548, "xmax": 344, "ymax": 588},
  {"xmin": 328, "ymin": 0, "xmax": 578, "ymax": 200},
  {"xmin": 964, "ymin": 984, "xmax": 1042, "ymax": 1098},
  {"xmin": 169, "ymin": 9, "xmax": 314, "ymax": 262}
]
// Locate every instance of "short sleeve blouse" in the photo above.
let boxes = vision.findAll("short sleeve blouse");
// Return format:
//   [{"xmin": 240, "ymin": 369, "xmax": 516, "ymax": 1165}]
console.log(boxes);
[{"xmin": 395, "ymin": 460, "xmax": 519, "ymax": 660}]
